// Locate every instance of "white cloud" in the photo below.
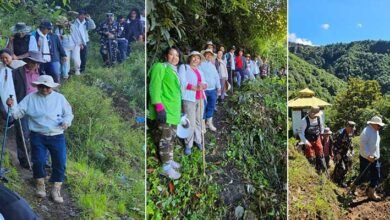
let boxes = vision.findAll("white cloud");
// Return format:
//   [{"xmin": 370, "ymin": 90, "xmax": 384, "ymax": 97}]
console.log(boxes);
[
  {"xmin": 288, "ymin": 33, "xmax": 313, "ymax": 46},
  {"xmin": 321, "ymin": 23, "xmax": 330, "ymax": 30},
  {"xmin": 357, "ymin": 23, "xmax": 363, "ymax": 28}
]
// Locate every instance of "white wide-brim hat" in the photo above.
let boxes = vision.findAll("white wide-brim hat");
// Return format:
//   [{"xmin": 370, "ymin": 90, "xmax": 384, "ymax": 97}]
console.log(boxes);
[
  {"xmin": 367, "ymin": 116, "xmax": 385, "ymax": 127},
  {"xmin": 176, "ymin": 115, "xmax": 190, "ymax": 139},
  {"xmin": 32, "ymin": 75, "xmax": 60, "ymax": 88}
]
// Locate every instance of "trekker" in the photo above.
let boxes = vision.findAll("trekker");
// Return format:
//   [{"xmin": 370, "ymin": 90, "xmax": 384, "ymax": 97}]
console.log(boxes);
[
  {"xmin": 215, "ymin": 50, "xmax": 228, "ymax": 102},
  {"xmin": 321, "ymin": 127, "xmax": 333, "ymax": 169},
  {"xmin": 98, "ymin": 13, "xmax": 119, "ymax": 66},
  {"xmin": 355, "ymin": 116, "xmax": 385, "ymax": 201},
  {"xmin": 205, "ymin": 41, "xmax": 215, "ymax": 52},
  {"xmin": 0, "ymin": 49, "xmax": 19, "ymax": 118},
  {"xmin": 126, "ymin": 8, "xmax": 144, "ymax": 55},
  {"xmin": 332, "ymin": 121, "xmax": 355, "ymax": 187},
  {"xmin": 54, "ymin": 16, "xmax": 82, "ymax": 78},
  {"xmin": 74, "ymin": 9, "xmax": 96, "ymax": 73},
  {"xmin": 6, "ymin": 75, "xmax": 74, "ymax": 203},
  {"xmin": 260, "ymin": 58, "xmax": 270, "ymax": 78},
  {"xmin": 12, "ymin": 51, "xmax": 45, "ymax": 169},
  {"xmin": 0, "ymin": 184, "xmax": 39, "ymax": 220},
  {"xmin": 298, "ymin": 106, "xmax": 326, "ymax": 171},
  {"xmin": 200, "ymin": 49, "xmax": 221, "ymax": 132},
  {"xmin": 148, "ymin": 46, "xmax": 182, "ymax": 179},
  {"xmin": 6, "ymin": 22, "xmax": 31, "ymax": 60},
  {"xmin": 234, "ymin": 49, "xmax": 247, "ymax": 88},
  {"xmin": 178, "ymin": 51, "xmax": 207, "ymax": 155},
  {"xmin": 117, "ymin": 15, "xmax": 129, "ymax": 63},
  {"xmin": 224, "ymin": 46, "xmax": 235, "ymax": 93},
  {"xmin": 29, "ymin": 20, "xmax": 67, "ymax": 83}
]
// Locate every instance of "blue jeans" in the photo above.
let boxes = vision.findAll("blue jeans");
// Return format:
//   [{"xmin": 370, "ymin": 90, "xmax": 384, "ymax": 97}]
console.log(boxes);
[
  {"xmin": 204, "ymin": 89, "xmax": 217, "ymax": 119},
  {"xmin": 356, "ymin": 155, "xmax": 381, "ymax": 187},
  {"xmin": 41, "ymin": 61, "xmax": 61, "ymax": 83},
  {"xmin": 117, "ymin": 39, "xmax": 128, "ymax": 62},
  {"xmin": 30, "ymin": 132, "xmax": 66, "ymax": 182},
  {"xmin": 235, "ymin": 69, "xmax": 247, "ymax": 88}
]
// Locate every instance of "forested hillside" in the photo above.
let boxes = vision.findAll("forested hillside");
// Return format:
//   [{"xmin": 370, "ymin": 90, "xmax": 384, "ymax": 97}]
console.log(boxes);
[{"xmin": 289, "ymin": 41, "xmax": 390, "ymax": 93}]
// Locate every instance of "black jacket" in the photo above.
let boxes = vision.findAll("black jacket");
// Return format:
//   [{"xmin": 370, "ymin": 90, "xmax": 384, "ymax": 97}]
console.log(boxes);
[{"xmin": 12, "ymin": 66, "xmax": 28, "ymax": 103}]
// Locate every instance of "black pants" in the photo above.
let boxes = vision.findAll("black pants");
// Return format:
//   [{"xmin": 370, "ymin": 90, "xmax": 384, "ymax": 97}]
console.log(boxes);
[
  {"xmin": 355, "ymin": 156, "xmax": 381, "ymax": 188},
  {"xmin": 80, "ymin": 43, "xmax": 88, "ymax": 72}
]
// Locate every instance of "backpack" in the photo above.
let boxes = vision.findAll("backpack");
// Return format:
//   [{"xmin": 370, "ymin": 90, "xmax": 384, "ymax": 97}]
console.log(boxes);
[{"xmin": 304, "ymin": 116, "xmax": 321, "ymax": 141}]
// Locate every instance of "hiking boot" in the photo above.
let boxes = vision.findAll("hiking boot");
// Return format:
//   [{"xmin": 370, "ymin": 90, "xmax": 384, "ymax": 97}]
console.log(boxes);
[
  {"xmin": 162, "ymin": 164, "xmax": 181, "ymax": 180},
  {"xmin": 206, "ymin": 118, "xmax": 217, "ymax": 132},
  {"xmin": 51, "ymin": 182, "xmax": 64, "ymax": 203},
  {"xmin": 169, "ymin": 160, "xmax": 181, "ymax": 170},
  {"xmin": 194, "ymin": 142, "xmax": 203, "ymax": 150},
  {"xmin": 35, "ymin": 178, "xmax": 46, "ymax": 198},
  {"xmin": 367, "ymin": 187, "xmax": 381, "ymax": 201},
  {"xmin": 74, "ymin": 70, "xmax": 80, "ymax": 76},
  {"xmin": 184, "ymin": 147, "xmax": 192, "ymax": 155}
]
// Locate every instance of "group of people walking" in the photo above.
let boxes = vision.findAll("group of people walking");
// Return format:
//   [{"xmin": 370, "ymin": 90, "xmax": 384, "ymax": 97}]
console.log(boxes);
[
  {"xmin": 299, "ymin": 106, "xmax": 385, "ymax": 201},
  {"xmin": 148, "ymin": 41, "xmax": 280, "ymax": 179}
]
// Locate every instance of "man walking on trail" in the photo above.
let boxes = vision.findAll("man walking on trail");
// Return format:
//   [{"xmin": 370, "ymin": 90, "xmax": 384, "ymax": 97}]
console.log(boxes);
[
  {"xmin": 332, "ymin": 121, "xmax": 356, "ymax": 187},
  {"xmin": 224, "ymin": 46, "xmax": 235, "ymax": 94},
  {"xmin": 355, "ymin": 116, "xmax": 385, "ymax": 201},
  {"xmin": 12, "ymin": 51, "xmax": 45, "ymax": 169},
  {"xmin": 98, "ymin": 13, "xmax": 119, "ymax": 66},
  {"xmin": 298, "ymin": 106, "xmax": 326, "ymax": 171},
  {"xmin": 6, "ymin": 75, "xmax": 74, "ymax": 203},
  {"xmin": 74, "ymin": 9, "xmax": 96, "ymax": 73}
]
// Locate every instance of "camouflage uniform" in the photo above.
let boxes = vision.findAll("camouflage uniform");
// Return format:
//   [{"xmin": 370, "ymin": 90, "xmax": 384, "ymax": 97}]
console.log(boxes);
[
  {"xmin": 148, "ymin": 120, "xmax": 175, "ymax": 163},
  {"xmin": 98, "ymin": 21, "xmax": 119, "ymax": 65},
  {"xmin": 332, "ymin": 128, "xmax": 354, "ymax": 185}
]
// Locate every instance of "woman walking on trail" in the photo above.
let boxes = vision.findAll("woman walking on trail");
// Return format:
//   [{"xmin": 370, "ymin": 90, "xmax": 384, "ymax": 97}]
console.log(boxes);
[
  {"xmin": 6, "ymin": 75, "xmax": 74, "ymax": 203},
  {"xmin": 215, "ymin": 50, "xmax": 228, "ymax": 102},
  {"xmin": 0, "ymin": 49, "xmax": 21, "ymax": 115},
  {"xmin": 234, "ymin": 49, "xmax": 247, "ymax": 88},
  {"xmin": 126, "ymin": 8, "xmax": 144, "ymax": 55},
  {"xmin": 179, "ymin": 51, "xmax": 207, "ymax": 155},
  {"xmin": 199, "ymin": 49, "xmax": 221, "ymax": 132},
  {"xmin": 148, "ymin": 46, "xmax": 182, "ymax": 180}
]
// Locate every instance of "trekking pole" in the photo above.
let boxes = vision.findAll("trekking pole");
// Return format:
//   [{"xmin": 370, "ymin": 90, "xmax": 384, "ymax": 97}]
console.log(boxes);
[
  {"xmin": 347, "ymin": 161, "xmax": 373, "ymax": 194},
  {"xmin": 17, "ymin": 119, "xmax": 32, "ymax": 170},
  {"xmin": 200, "ymin": 91, "xmax": 206, "ymax": 177},
  {"xmin": 230, "ymin": 70, "xmax": 234, "ymax": 95},
  {"xmin": 0, "ymin": 95, "xmax": 13, "ymax": 181}
]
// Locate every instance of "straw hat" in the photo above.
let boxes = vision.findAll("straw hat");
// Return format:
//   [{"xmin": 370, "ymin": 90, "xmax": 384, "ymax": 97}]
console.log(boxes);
[
  {"xmin": 308, "ymin": 106, "xmax": 322, "ymax": 117},
  {"xmin": 187, "ymin": 51, "xmax": 204, "ymax": 63},
  {"xmin": 201, "ymin": 49, "xmax": 216, "ymax": 59},
  {"xmin": 367, "ymin": 116, "xmax": 385, "ymax": 127}
]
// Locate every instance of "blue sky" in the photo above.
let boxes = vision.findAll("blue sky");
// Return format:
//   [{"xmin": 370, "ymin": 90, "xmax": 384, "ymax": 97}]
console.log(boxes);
[{"xmin": 289, "ymin": 0, "xmax": 390, "ymax": 45}]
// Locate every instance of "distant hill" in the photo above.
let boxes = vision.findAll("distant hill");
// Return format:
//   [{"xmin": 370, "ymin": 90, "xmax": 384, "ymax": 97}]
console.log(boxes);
[
  {"xmin": 288, "ymin": 53, "xmax": 346, "ymax": 102},
  {"xmin": 289, "ymin": 41, "xmax": 390, "ymax": 93}
]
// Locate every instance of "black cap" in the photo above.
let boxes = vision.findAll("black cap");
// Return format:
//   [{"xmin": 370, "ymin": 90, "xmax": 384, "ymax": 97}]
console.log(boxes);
[
  {"xmin": 78, "ymin": 9, "xmax": 87, "ymax": 15},
  {"xmin": 39, "ymin": 20, "xmax": 53, "ymax": 29}
]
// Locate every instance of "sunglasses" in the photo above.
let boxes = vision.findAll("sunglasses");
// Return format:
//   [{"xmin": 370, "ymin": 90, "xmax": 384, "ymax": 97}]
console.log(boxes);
[{"xmin": 37, "ymin": 84, "xmax": 51, "ymax": 89}]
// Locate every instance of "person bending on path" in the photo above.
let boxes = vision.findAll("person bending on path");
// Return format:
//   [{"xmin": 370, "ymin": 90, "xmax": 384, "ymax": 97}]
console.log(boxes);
[
  {"xmin": 179, "ymin": 51, "xmax": 207, "ymax": 155},
  {"xmin": 74, "ymin": 9, "xmax": 96, "ymax": 73},
  {"xmin": 298, "ymin": 106, "xmax": 326, "ymax": 172},
  {"xmin": 355, "ymin": 116, "xmax": 385, "ymax": 201},
  {"xmin": 6, "ymin": 22, "xmax": 32, "ymax": 61},
  {"xmin": 321, "ymin": 127, "xmax": 333, "ymax": 169},
  {"xmin": 200, "ymin": 49, "xmax": 221, "ymax": 132},
  {"xmin": 54, "ymin": 16, "xmax": 82, "ymax": 78},
  {"xmin": 332, "ymin": 121, "xmax": 356, "ymax": 187},
  {"xmin": 6, "ymin": 75, "xmax": 74, "ymax": 203},
  {"xmin": 29, "ymin": 20, "xmax": 67, "ymax": 83},
  {"xmin": 98, "ymin": 13, "xmax": 119, "ymax": 66},
  {"xmin": 12, "ymin": 52, "xmax": 45, "ymax": 169},
  {"xmin": 148, "ymin": 46, "xmax": 182, "ymax": 180},
  {"xmin": 215, "ymin": 50, "xmax": 228, "ymax": 102}
]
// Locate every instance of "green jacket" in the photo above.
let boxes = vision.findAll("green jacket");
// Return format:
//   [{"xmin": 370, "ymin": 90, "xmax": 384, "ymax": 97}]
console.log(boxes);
[{"xmin": 148, "ymin": 62, "xmax": 181, "ymax": 125}]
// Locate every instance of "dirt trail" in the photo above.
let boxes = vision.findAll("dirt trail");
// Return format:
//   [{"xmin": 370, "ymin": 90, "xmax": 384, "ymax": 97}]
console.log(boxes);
[
  {"xmin": 344, "ymin": 187, "xmax": 390, "ymax": 220},
  {"xmin": 1, "ymin": 123, "xmax": 80, "ymax": 220},
  {"xmin": 205, "ymin": 101, "xmax": 256, "ymax": 219}
]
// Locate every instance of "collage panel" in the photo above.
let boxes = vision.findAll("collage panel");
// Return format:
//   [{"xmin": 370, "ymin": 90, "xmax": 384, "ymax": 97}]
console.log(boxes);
[
  {"xmin": 0, "ymin": 0, "xmax": 145, "ymax": 219},
  {"xmin": 146, "ymin": 0, "xmax": 287, "ymax": 219},
  {"xmin": 288, "ymin": 0, "xmax": 390, "ymax": 219}
]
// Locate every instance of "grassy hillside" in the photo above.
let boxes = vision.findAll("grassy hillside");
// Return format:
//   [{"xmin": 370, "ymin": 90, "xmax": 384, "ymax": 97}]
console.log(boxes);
[
  {"xmin": 288, "ymin": 54, "xmax": 346, "ymax": 101},
  {"xmin": 289, "ymin": 41, "xmax": 390, "ymax": 93}
]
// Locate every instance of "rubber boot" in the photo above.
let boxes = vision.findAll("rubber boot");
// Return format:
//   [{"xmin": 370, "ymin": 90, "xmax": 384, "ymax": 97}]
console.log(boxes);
[
  {"xmin": 367, "ymin": 187, "xmax": 381, "ymax": 201},
  {"xmin": 35, "ymin": 178, "xmax": 46, "ymax": 198},
  {"xmin": 51, "ymin": 182, "xmax": 64, "ymax": 203},
  {"xmin": 162, "ymin": 163, "xmax": 181, "ymax": 180},
  {"xmin": 206, "ymin": 118, "xmax": 217, "ymax": 132}
]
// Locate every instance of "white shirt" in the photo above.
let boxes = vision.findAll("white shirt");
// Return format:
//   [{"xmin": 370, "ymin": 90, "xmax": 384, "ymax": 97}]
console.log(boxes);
[
  {"xmin": 74, "ymin": 18, "xmax": 96, "ymax": 45},
  {"xmin": 11, "ymin": 91, "xmax": 74, "ymax": 135},
  {"xmin": 298, "ymin": 115, "xmax": 324, "ymax": 144},
  {"xmin": 360, "ymin": 125, "xmax": 380, "ymax": 159}
]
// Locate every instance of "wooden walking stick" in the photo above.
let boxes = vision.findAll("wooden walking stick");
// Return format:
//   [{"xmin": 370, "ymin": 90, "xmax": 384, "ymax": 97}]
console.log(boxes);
[
  {"xmin": 200, "ymin": 92, "xmax": 206, "ymax": 177},
  {"xmin": 17, "ymin": 119, "xmax": 32, "ymax": 170}
]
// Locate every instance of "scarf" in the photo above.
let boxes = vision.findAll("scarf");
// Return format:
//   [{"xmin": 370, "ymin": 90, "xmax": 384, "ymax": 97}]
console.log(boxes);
[{"xmin": 37, "ymin": 29, "xmax": 51, "ymax": 62}]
